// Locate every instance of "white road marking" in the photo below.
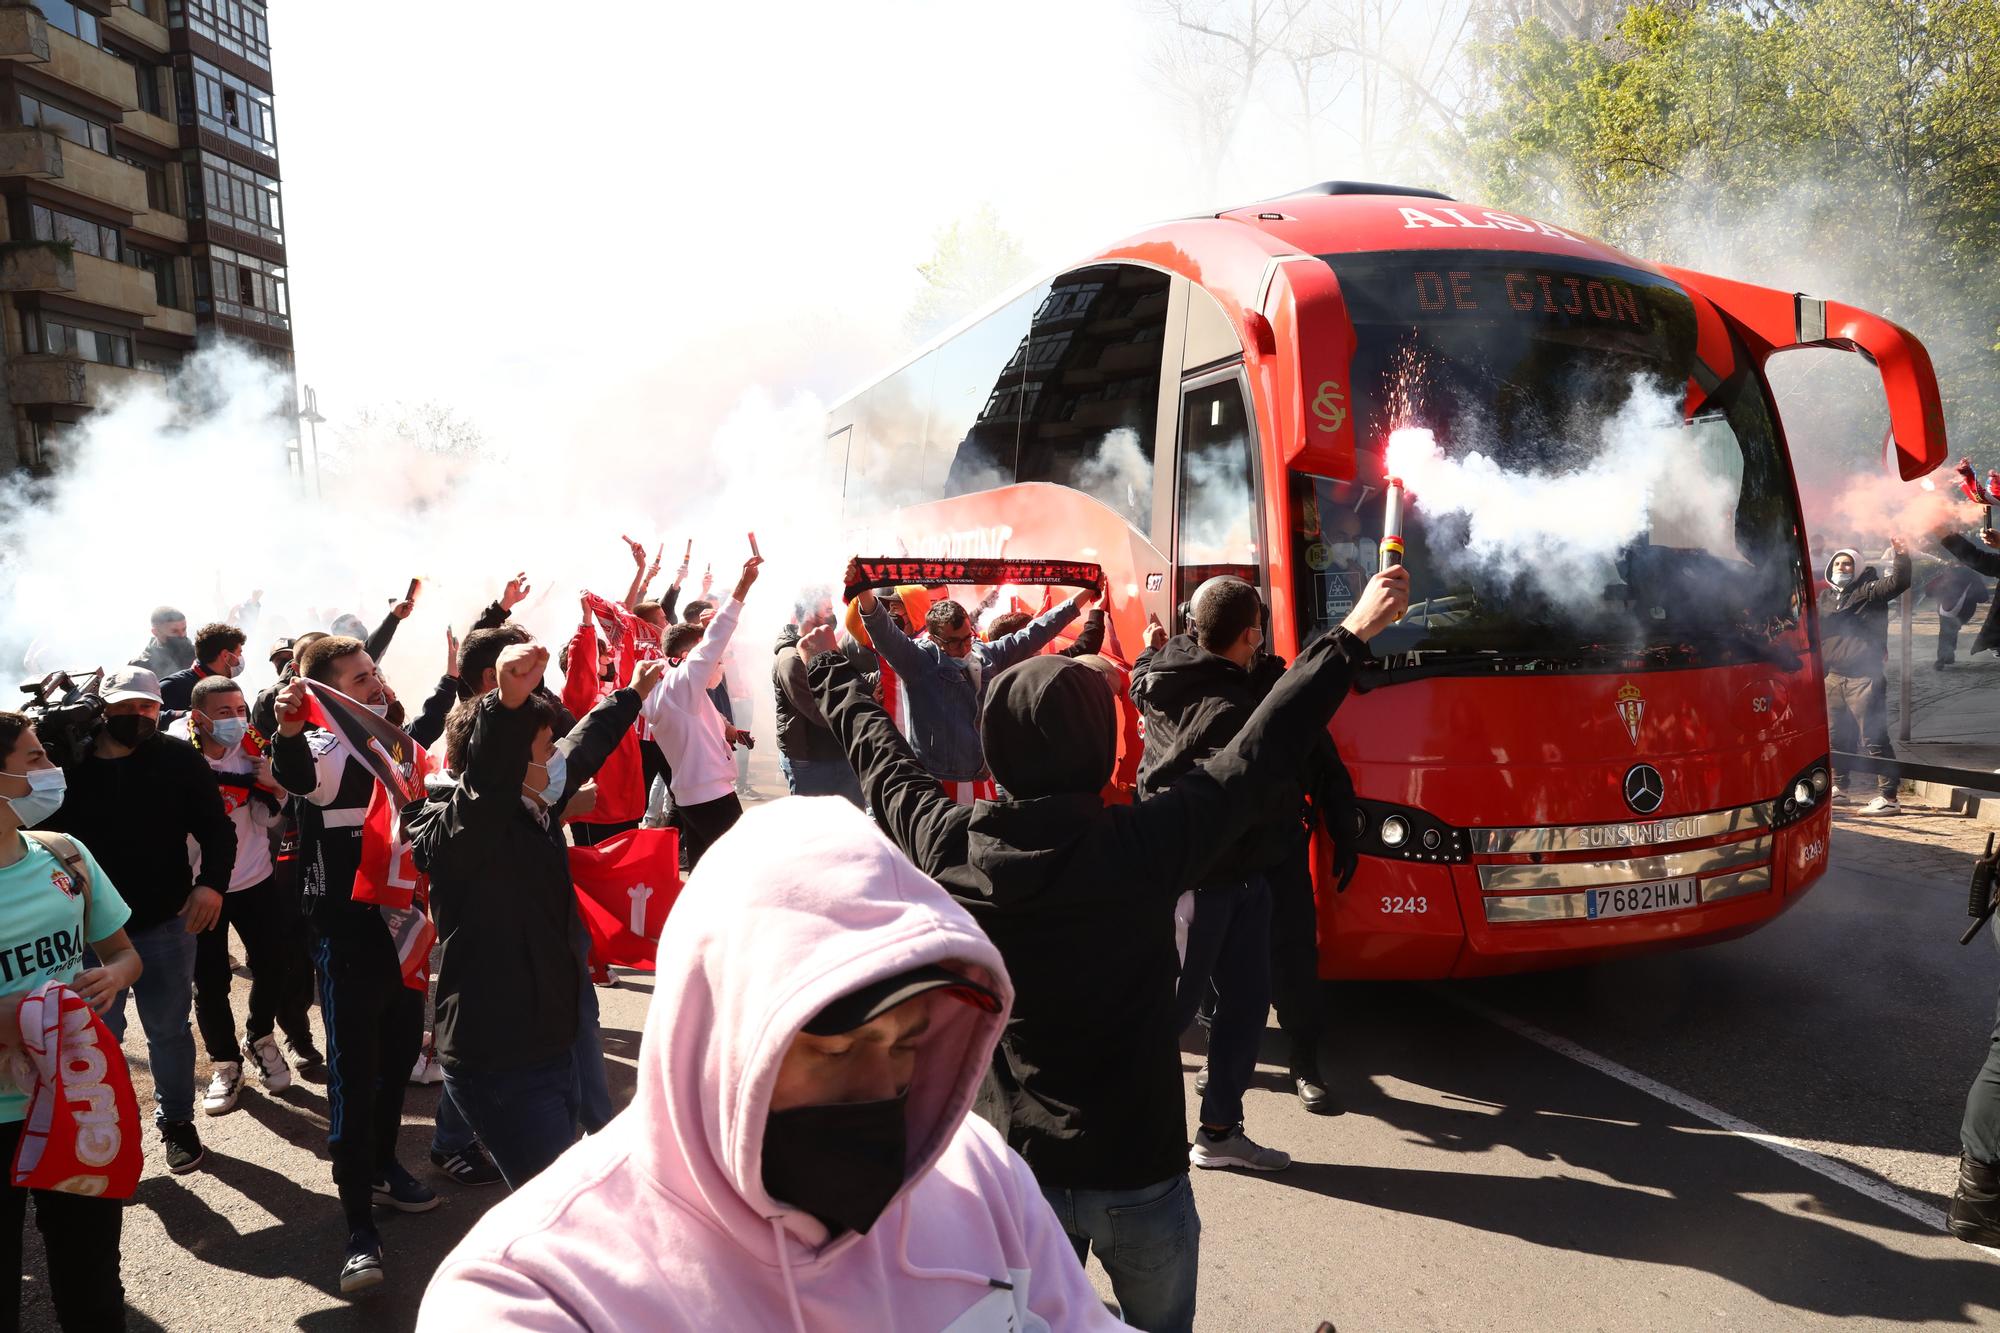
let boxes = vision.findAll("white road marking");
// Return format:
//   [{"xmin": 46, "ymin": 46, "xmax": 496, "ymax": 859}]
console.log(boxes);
[{"xmin": 1451, "ymin": 994, "xmax": 2000, "ymax": 1260}]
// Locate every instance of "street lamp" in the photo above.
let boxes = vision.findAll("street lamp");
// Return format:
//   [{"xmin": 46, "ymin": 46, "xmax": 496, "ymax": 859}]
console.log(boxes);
[{"xmin": 299, "ymin": 382, "xmax": 326, "ymax": 499}]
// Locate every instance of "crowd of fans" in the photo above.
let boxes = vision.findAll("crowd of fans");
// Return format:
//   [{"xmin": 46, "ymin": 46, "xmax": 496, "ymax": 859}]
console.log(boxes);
[{"xmin": 0, "ymin": 530, "xmax": 1411, "ymax": 1331}]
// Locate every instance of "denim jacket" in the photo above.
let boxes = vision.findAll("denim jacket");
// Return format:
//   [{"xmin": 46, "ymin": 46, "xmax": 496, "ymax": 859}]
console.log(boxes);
[{"xmin": 859, "ymin": 598, "xmax": 1081, "ymax": 781}]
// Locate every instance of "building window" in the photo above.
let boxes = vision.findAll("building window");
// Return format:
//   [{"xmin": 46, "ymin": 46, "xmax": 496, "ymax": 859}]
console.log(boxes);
[
  {"xmin": 178, "ymin": 57, "xmax": 276, "ymax": 157},
  {"xmin": 30, "ymin": 204, "xmax": 121, "ymax": 262},
  {"xmin": 115, "ymin": 153, "xmax": 171, "ymax": 213},
  {"xmin": 165, "ymin": 0, "xmax": 270, "ymax": 71},
  {"xmin": 119, "ymin": 57, "xmax": 164, "ymax": 116},
  {"xmin": 183, "ymin": 151, "xmax": 280, "ymax": 241},
  {"xmin": 124, "ymin": 245, "xmax": 180, "ymax": 309},
  {"xmin": 199, "ymin": 243, "xmax": 286, "ymax": 328},
  {"xmin": 36, "ymin": 1, "xmax": 102, "ymax": 47},
  {"xmin": 19, "ymin": 92, "xmax": 111, "ymax": 155},
  {"xmin": 23, "ymin": 314, "xmax": 133, "ymax": 367}
]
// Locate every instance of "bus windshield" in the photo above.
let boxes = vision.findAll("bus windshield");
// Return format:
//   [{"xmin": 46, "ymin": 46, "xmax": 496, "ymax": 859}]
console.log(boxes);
[{"xmin": 1293, "ymin": 250, "xmax": 1807, "ymax": 677}]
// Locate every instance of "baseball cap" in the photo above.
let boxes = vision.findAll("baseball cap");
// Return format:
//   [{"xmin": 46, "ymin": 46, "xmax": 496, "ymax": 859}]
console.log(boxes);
[
  {"xmin": 801, "ymin": 964, "xmax": 1002, "ymax": 1036},
  {"xmin": 101, "ymin": 665, "xmax": 163, "ymax": 705}
]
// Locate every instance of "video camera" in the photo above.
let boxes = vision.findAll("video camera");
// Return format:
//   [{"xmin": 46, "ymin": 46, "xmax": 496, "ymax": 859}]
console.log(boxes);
[{"xmin": 17, "ymin": 668, "xmax": 105, "ymax": 769}]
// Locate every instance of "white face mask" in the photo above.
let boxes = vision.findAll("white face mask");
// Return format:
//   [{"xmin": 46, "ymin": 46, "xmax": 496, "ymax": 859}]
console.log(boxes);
[
  {"xmin": 1829, "ymin": 567, "xmax": 1855, "ymax": 588},
  {"xmin": 223, "ymin": 657, "xmax": 244, "ymax": 679},
  {"xmin": 207, "ymin": 716, "xmax": 248, "ymax": 747},
  {"xmin": 365, "ymin": 702, "xmax": 392, "ymax": 719},
  {"xmin": 4, "ymin": 767, "xmax": 66, "ymax": 828}
]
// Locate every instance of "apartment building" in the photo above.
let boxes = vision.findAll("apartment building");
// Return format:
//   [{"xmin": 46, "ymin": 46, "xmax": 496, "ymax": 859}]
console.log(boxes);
[{"xmin": 0, "ymin": 0, "xmax": 291, "ymax": 471}]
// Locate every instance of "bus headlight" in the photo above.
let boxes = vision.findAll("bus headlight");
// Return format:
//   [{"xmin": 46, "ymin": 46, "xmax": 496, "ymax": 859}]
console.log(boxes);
[
  {"xmin": 1810, "ymin": 768, "xmax": 1828, "ymax": 794},
  {"xmin": 1793, "ymin": 779, "xmax": 1814, "ymax": 807},
  {"xmin": 1380, "ymin": 816, "xmax": 1410, "ymax": 849}
]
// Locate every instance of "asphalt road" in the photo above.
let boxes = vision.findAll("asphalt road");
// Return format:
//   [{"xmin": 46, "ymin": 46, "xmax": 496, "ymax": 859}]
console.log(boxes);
[{"xmin": 21, "ymin": 794, "xmax": 2000, "ymax": 1331}]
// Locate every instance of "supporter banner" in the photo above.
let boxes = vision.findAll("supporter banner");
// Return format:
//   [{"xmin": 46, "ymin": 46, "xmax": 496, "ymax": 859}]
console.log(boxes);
[
  {"xmin": 9, "ymin": 983, "xmax": 142, "ymax": 1199},
  {"xmin": 583, "ymin": 590, "xmax": 663, "ymax": 656},
  {"xmin": 569, "ymin": 827, "xmax": 681, "ymax": 971},
  {"xmin": 842, "ymin": 558, "xmax": 1103, "ymax": 603},
  {"xmin": 298, "ymin": 681, "xmax": 438, "ymax": 990}
]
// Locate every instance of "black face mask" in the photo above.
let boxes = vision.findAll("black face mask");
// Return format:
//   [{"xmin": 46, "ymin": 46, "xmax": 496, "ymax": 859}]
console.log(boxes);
[
  {"xmin": 103, "ymin": 715, "xmax": 157, "ymax": 748},
  {"xmin": 761, "ymin": 1094, "xmax": 909, "ymax": 1238}
]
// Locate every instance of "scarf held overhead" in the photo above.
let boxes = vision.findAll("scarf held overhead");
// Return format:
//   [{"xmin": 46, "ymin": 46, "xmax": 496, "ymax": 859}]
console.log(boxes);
[{"xmin": 843, "ymin": 558, "xmax": 1103, "ymax": 603}]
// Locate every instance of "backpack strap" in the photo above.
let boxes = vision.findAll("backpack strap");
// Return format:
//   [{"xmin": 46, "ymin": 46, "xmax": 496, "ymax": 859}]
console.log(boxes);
[{"xmin": 20, "ymin": 831, "xmax": 95, "ymax": 940}]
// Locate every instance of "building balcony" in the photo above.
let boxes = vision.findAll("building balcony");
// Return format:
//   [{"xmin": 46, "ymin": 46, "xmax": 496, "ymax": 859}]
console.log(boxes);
[
  {"xmin": 146, "ymin": 305, "xmax": 194, "ymax": 337},
  {"xmin": 102, "ymin": 4, "xmax": 169, "ymax": 54},
  {"xmin": 0, "ymin": 128, "xmax": 65, "ymax": 181},
  {"xmin": 0, "ymin": 242, "xmax": 75, "ymax": 294},
  {"xmin": 51, "ymin": 144, "xmax": 149, "ymax": 216},
  {"xmin": 73, "ymin": 252, "xmax": 157, "ymax": 318},
  {"xmin": 120, "ymin": 108, "xmax": 178, "ymax": 151},
  {"xmin": 131, "ymin": 207, "xmax": 186, "ymax": 244},
  {"xmin": 0, "ymin": 7, "xmax": 51, "ymax": 64},
  {"xmin": 47, "ymin": 30, "xmax": 141, "ymax": 112},
  {"xmin": 6, "ymin": 355, "xmax": 149, "ymax": 407}
]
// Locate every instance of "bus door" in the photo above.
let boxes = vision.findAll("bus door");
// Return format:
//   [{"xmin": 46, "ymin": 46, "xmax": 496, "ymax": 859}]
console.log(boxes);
[{"xmin": 1172, "ymin": 368, "xmax": 1267, "ymax": 623}]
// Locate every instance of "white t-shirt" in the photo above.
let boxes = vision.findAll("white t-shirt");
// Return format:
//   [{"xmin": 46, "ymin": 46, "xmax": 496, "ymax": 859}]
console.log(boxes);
[{"xmin": 171, "ymin": 718, "xmax": 282, "ymax": 891}]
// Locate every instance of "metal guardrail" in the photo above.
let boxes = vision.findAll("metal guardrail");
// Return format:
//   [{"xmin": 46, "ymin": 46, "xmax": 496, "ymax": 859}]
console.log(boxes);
[{"xmin": 1833, "ymin": 752, "xmax": 2000, "ymax": 795}]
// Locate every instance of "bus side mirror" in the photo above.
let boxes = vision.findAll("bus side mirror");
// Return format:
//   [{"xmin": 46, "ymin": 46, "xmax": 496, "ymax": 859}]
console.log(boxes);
[{"xmin": 1662, "ymin": 265, "xmax": 1948, "ymax": 481}]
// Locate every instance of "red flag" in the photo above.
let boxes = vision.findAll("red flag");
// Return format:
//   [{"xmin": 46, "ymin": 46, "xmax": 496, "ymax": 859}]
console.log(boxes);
[{"xmin": 567, "ymin": 827, "xmax": 681, "ymax": 970}]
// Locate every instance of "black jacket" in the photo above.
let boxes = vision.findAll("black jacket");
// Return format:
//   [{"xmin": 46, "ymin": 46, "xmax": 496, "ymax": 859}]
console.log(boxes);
[
  {"xmin": 42, "ymin": 730, "xmax": 235, "ymax": 932},
  {"xmin": 1818, "ymin": 547, "xmax": 1910, "ymax": 677},
  {"xmin": 1129, "ymin": 636, "xmax": 1304, "ymax": 882},
  {"xmin": 773, "ymin": 627, "xmax": 844, "ymax": 764},
  {"xmin": 810, "ymin": 625, "xmax": 1367, "ymax": 1191},
  {"xmin": 405, "ymin": 687, "xmax": 641, "ymax": 1072},
  {"xmin": 158, "ymin": 664, "xmax": 215, "ymax": 714},
  {"xmin": 1940, "ymin": 534, "xmax": 2000, "ymax": 656}
]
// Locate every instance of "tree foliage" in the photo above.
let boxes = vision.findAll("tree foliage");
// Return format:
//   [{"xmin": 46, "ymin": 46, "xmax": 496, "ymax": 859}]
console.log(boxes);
[
  {"xmin": 1462, "ymin": 0, "xmax": 2000, "ymax": 450},
  {"xmin": 904, "ymin": 206, "xmax": 1033, "ymax": 342}
]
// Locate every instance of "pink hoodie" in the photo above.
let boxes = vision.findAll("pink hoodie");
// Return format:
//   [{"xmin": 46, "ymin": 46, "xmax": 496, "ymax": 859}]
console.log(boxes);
[{"xmin": 418, "ymin": 796, "xmax": 1121, "ymax": 1332}]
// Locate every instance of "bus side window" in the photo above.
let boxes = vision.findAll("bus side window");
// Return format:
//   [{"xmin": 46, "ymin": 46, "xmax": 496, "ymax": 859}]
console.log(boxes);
[{"xmin": 1175, "ymin": 375, "xmax": 1260, "ymax": 617}]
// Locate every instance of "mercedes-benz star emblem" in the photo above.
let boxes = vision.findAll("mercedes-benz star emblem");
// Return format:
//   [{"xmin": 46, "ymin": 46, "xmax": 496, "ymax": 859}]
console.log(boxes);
[{"xmin": 1623, "ymin": 764, "xmax": 1665, "ymax": 815}]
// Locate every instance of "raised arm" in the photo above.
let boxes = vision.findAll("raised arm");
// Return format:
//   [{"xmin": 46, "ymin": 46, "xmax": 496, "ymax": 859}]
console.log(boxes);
[
  {"xmin": 985, "ymin": 597, "xmax": 1084, "ymax": 671},
  {"xmin": 1848, "ymin": 541, "xmax": 1913, "ymax": 607},
  {"xmin": 1940, "ymin": 532, "xmax": 2000, "ymax": 580},
  {"xmin": 857, "ymin": 597, "xmax": 936, "ymax": 681},
  {"xmin": 555, "ymin": 661, "xmax": 660, "ymax": 804},
  {"xmin": 1058, "ymin": 607, "xmax": 1107, "ymax": 659},
  {"xmin": 805, "ymin": 628, "xmax": 970, "ymax": 878}
]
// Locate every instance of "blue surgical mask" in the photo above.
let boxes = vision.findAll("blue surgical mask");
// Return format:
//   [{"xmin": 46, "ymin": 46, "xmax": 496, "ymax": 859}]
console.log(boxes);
[
  {"xmin": 4, "ymin": 767, "xmax": 66, "ymax": 828},
  {"xmin": 528, "ymin": 751, "xmax": 566, "ymax": 806},
  {"xmin": 207, "ymin": 717, "xmax": 247, "ymax": 747}
]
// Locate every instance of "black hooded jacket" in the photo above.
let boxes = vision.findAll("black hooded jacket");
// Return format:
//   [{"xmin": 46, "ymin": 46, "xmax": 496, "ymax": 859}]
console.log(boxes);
[
  {"xmin": 810, "ymin": 625, "xmax": 1368, "ymax": 1191},
  {"xmin": 1817, "ymin": 546, "xmax": 1910, "ymax": 677},
  {"xmin": 403, "ymin": 686, "xmax": 641, "ymax": 1073},
  {"xmin": 1939, "ymin": 533, "xmax": 2000, "ymax": 657}
]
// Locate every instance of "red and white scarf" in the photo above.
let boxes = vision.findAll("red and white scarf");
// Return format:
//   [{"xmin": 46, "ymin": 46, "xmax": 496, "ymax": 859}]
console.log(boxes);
[{"xmin": 6, "ymin": 983, "xmax": 141, "ymax": 1198}]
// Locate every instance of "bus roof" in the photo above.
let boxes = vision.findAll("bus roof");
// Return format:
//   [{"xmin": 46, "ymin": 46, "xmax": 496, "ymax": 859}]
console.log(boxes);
[{"xmin": 829, "ymin": 185, "xmax": 1652, "ymax": 414}]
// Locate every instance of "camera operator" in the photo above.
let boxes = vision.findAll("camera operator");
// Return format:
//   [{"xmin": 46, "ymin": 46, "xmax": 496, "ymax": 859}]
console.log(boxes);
[{"xmin": 37, "ymin": 665, "xmax": 235, "ymax": 1177}]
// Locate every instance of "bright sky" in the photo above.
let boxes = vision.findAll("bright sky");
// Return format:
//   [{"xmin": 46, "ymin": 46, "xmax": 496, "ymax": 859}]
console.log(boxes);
[{"xmin": 267, "ymin": 0, "xmax": 1268, "ymax": 450}]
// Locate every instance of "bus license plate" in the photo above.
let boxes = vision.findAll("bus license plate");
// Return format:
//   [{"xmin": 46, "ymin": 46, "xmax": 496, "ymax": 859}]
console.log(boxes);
[{"xmin": 1586, "ymin": 877, "xmax": 1700, "ymax": 920}]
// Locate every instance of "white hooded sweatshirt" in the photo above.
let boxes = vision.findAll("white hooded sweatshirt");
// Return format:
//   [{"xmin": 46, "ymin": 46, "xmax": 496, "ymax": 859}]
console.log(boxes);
[{"xmin": 417, "ymin": 796, "xmax": 1119, "ymax": 1332}]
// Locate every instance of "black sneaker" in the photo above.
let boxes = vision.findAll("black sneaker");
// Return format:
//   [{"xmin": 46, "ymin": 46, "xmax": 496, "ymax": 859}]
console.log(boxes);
[
  {"xmin": 372, "ymin": 1162, "xmax": 440, "ymax": 1213},
  {"xmin": 340, "ymin": 1229, "xmax": 384, "ymax": 1295},
  {"xmin": 431, "ymin": 1143, "xmax": 504, "ymax": 1187},
  {"xmin": 287, "ymin": 1038, "xmax": 327, "ymax": 1074},
  {"xmin": 161, "ymin": 1120, "xmax": 206, "ymax": 1175}
]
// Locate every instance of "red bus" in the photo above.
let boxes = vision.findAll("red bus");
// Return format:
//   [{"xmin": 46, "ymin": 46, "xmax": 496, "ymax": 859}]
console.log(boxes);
[{"xmin": 824, "ymin": 181, "xmax": 1948, "ymax": 979}]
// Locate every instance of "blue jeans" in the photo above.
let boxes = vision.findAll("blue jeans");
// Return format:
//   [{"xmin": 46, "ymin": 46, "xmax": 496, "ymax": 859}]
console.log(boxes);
[
  {"xmin": 1040, "ymin": 1174, "xmax": 1199, "ymax": 1333},
  {"xmin": 444, "ymin": 1054, "xmax": 578, "ymax": 1191},
  {"xmin": 1174, "ymin": 877, "xmax": 1273, "ymax": 1129},
  {"xmin": 571, "ymin": 922, "xmax": 613, "ymax": 1133},
  {"xmin": 102, "ymin": 917, "xmax": 199, "ymax": 1126},
  {"xmin": 781, "ymin": 754, "xmax": 864, "ymax": 807},
  {"xmin": 432, "ymin": 1083, "xmax": 476, "ymax": 1157}
]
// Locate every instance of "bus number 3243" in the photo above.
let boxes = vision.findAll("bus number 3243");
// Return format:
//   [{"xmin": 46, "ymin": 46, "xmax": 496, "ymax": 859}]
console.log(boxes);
[{"xmin": 1381, "ymin": 896, "xmax": 1429, "ymax": 914}]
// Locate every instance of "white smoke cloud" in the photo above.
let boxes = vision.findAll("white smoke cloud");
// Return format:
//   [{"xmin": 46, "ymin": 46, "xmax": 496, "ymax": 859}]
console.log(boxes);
[{"xmin": 1384, "ymin": 380, "xmax": 1745, "ymax": 616}]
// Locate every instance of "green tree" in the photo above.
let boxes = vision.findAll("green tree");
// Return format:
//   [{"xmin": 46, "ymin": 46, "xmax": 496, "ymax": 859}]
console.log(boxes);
[
  {"xmin": 904, "ymin": 206, "xmax": 1032, "ymax": 343},
  {"xmin": 1461, "ymin": 0, "xmax": 2000, "ymax": 458}
]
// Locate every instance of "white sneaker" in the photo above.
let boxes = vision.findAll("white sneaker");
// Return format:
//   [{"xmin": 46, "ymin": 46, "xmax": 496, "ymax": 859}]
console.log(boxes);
[
  {"xmin": 1190, "ymin": 1125, "xmax": 1291, "ymax": 1172},
  {"xmin": 203, "ymin": 1061, "xmax": 242, "ymax": 1116},
  {"xmin": 1862, "ymin": 796, "xmax": 1900, "ymax": 815},
  {"xmin": 244, "ymin": 1034, "xmax": 293, "ymax": 1092}
]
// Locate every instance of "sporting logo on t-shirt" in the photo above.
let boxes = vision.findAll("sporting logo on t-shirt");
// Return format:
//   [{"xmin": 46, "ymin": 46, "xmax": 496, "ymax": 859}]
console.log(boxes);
[{"xmin": 48, "ymin": 868, "xmax": 76, "ymax": 901}]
